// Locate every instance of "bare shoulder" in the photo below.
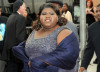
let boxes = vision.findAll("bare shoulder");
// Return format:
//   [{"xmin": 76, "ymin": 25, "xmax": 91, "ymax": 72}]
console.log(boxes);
[
  {"xmin": 93, "ymin": 7, "xmax": 96, "ymax": 10},
  {"xmin": 93, "ymin": 7, "xmax": 96, "ymax": 12},
  {"xmin": 57, "ymin": 29, "xmax": 72, "ymax": 45}
]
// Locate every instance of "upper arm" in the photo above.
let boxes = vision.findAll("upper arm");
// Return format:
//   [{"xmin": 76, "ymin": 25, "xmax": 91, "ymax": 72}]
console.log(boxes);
[
  {"xmin": 57, "ymin": 29, "xmax": 72, "ymax": 45},
  {"xmin": 93, "ymin": 7, "xmax": 97, "ymax": 20},
  {"xmin": 93, "ymin": 7, "xmax": 96, "ymax": 13}
]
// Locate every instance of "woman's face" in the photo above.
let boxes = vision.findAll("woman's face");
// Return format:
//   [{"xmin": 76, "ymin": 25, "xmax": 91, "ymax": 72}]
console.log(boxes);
[
  {"xmin": 62, "ymin": 4, "xmax": 68, "ymax": 12},
  {"xmin": 87, "ymin": 1, "xmax": 91, "ymax": 7},
  {"xmin": 40, "ymin": 8, "xmax": 58, "ymax": 29}
]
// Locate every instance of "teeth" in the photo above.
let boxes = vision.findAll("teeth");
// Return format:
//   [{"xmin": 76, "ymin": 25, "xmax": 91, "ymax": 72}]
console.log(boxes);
[{"xmin": 45, "ymin": 19, "xmax": 50, "ymax": 22}]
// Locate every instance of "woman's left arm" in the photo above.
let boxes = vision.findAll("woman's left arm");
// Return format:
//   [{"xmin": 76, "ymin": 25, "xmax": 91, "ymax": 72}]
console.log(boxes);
[
  {"xmin": 89, "ymin": 7, "xmax": 97, "ymax": 20},
  {"xmin": 30, "ymin": 29, "xmax": 79, "ymax": 70}
]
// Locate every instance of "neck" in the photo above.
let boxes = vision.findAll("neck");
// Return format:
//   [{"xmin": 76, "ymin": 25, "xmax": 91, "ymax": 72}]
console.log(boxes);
[{"xmin": 42, "ymin": 25, "xmax": 59, "ymax": 32}]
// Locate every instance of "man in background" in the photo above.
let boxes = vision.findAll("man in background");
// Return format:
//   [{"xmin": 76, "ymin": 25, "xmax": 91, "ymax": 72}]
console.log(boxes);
[
  {"xmin": 0, "ymin": 0, "xmax": 27, "ymax": 72},
  {"xmin": 79, "ymin": 4, "xmax": 100, "ymax": 72}
]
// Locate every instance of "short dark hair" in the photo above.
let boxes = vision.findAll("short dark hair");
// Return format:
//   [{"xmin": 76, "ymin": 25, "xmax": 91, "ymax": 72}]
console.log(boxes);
[
  {"xmin": 32, "ymin": 4, "xmax": 67, "ymax": 31},
  {"xmin": 13, "ymin": 0, "xmax": 23, "ymax": 12}
]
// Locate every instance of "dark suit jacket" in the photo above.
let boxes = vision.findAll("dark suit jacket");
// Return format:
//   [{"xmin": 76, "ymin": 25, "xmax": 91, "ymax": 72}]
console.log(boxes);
[
  {"xmin": 81, "ymin": 21, "xmax": 100, "ymax": 71},
  {"xmin": 0, "ymin": 12, "xmax": 26, "ymax": 61}
]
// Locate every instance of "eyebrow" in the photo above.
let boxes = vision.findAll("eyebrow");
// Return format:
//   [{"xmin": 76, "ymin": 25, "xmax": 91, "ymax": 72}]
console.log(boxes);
[{"xmin": 41, "ymin": 12, "xmax": 55, "ymax": 13}]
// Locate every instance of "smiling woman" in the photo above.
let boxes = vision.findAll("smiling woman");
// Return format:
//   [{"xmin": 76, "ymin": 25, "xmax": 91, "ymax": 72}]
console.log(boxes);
[
  {"xmin": 12, "ymin": 3, "xmax": 79, "ymax": 72},
  {"xmin": 33, "ymin": 3, "xmax": 67, "ymax": 31}
]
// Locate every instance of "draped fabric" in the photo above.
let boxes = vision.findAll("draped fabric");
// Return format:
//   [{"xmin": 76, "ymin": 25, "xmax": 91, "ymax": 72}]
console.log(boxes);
[{"xmin": 12, "ymin": 34, "xmax": 79, "ymax": 72}]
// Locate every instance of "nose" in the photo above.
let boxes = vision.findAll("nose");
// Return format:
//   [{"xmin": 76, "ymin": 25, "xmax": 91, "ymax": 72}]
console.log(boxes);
[{"xmin": 46, "ymin": 14, "xmax": 51, "ymax": 18}]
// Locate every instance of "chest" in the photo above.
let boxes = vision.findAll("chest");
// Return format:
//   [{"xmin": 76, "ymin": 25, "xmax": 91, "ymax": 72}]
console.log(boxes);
[{"xmin": 25, "ymin": 32, "xmax": 58, "ymax": 58}]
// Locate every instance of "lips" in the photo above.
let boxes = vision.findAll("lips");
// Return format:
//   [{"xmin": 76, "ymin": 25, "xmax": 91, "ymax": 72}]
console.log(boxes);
[{"xmin": 45, "ymin": 19, "xmax": 52, "ymax": 22}]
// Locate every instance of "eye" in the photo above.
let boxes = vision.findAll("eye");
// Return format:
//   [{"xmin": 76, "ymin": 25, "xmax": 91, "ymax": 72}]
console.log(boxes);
[
  {"xmin": 41, "ymin": 12, "xmax": 46, "ymax": 15},
  {"xmin": 49, "ymin": 12, "xmax": 55, "ymax": 15}
]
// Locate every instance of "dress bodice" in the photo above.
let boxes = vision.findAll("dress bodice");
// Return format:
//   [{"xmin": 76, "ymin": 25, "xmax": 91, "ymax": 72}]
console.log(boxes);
[
  {"xmin": 25, "ymin": 26, "xmax": 73, "ymax": 72},
  {"xmin": 86, "ymin": 8, "xmax": 96, "ymax": 26},
  {"xmin": 25, "ymin": 26, "xmax": 67, "ymax": 59}
]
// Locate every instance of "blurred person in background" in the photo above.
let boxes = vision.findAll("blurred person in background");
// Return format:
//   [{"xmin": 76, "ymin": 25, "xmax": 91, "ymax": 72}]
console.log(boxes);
[
  {"xmin": 0, "ymin": 7, "xmax": 8, "ymax": 72},
  {"xmin": 86, "ymin": 0, "xmax": 98, "ymax": 64},
  {"xmin": 62, "ymin": 3, "xmax": 73, "ymax": 22},
  {"xmin": 86, "ymin": 0, "xmax": 96, "ymax": 26},
  {"xmin": 79, "ymin": 4, "xmax": 100, "ymax": 72}
]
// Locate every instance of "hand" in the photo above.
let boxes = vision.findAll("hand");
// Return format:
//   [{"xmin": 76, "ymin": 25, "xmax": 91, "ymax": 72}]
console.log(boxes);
[
  {"xmin": 79, "ymin": 67, "xmax": 85, "ymax": 72},
  {"xmin": 88, "ymin": 11, "xmax": 93, "ymax": 14},
  {"xmin": 28, "ymin": 61, "xmax": 31, "ymax": 67}
]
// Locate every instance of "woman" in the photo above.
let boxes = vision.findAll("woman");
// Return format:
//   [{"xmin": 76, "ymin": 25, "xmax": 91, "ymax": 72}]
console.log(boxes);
[
  {"xmin": 86, "ymin": 0, "xmax": 96, "ymax": 26},
  {"xmin": 62, "ymin": 3, "xmax": 73, "ymax": 22},
  {"xmin": 12, "ymin": 4, "xmax": 79, "ymax": 72}
]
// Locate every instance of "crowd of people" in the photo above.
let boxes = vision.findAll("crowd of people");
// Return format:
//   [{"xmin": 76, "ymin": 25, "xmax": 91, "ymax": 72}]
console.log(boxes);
[{"xmin": 0, "ymin": 0, "xmax": 100, "ymax": 72}]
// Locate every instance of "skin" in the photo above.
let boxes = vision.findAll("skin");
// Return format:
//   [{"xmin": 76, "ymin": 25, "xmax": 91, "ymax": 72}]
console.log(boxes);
[
  {"xmin": 22, "ymin": 10, "xmax": 28, "ymax": 18},
  {"xmin": 34, "ymin": 8, "xmax": 59, "ymax": 39},
  {"xmin": 86, "ymin": 1, "xmax": 96, "ymax": 20},
  {"xmin": 18, "ymin": 3, "xmax": 26, "ymax": 15},
  {"xmin": 40, "ymin": 8, "xmax": 58, "ymax": 29},
  {"xmin": 87, "ymin": 1, "xmax": 91, "ymax": 8},
  {"xmin": 0, "ymin": 8, "xmax": 1, "ymax": 16},
  {"xmin": 62, "ymin": 4, "xmax": 68, "ymax": 12},
  {"xmin": 79, "ymin": 6, "xmax": 100, "ymax": 72},
  {"xmin": 28, "ymin": 7, "xmax": 72, "ymax": 67},
  {"xmin": 96, "ymin": 6, "xmax": 100, "ymax": 21},
  {"xmin": 86, "ymin": 1, "xmax": 92, "ymax": 14}
]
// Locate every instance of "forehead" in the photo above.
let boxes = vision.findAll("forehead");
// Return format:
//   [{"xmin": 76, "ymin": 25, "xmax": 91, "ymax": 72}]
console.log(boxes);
[
  {"xmin": 42, "ymin": 8, "xmax": 55, "ymax": 12},
  {"xmin": 63, "ymin": 4, "xmax": 67, "ymax": 6}
]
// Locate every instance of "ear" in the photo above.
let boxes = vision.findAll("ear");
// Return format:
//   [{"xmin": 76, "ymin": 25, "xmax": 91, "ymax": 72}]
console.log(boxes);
[{"xmin": 57, "ymin": 16, "xmax": 58, "ymax": 22}]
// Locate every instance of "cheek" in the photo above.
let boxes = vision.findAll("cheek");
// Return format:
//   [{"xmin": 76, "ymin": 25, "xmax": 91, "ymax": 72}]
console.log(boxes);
[
  {"xmin": 52, "ymin": 16, "xmax": 58, "ymax": 23},
  {"xmin": 40, "ymin": 16, "xmax": 44, "ymax": 23}
]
